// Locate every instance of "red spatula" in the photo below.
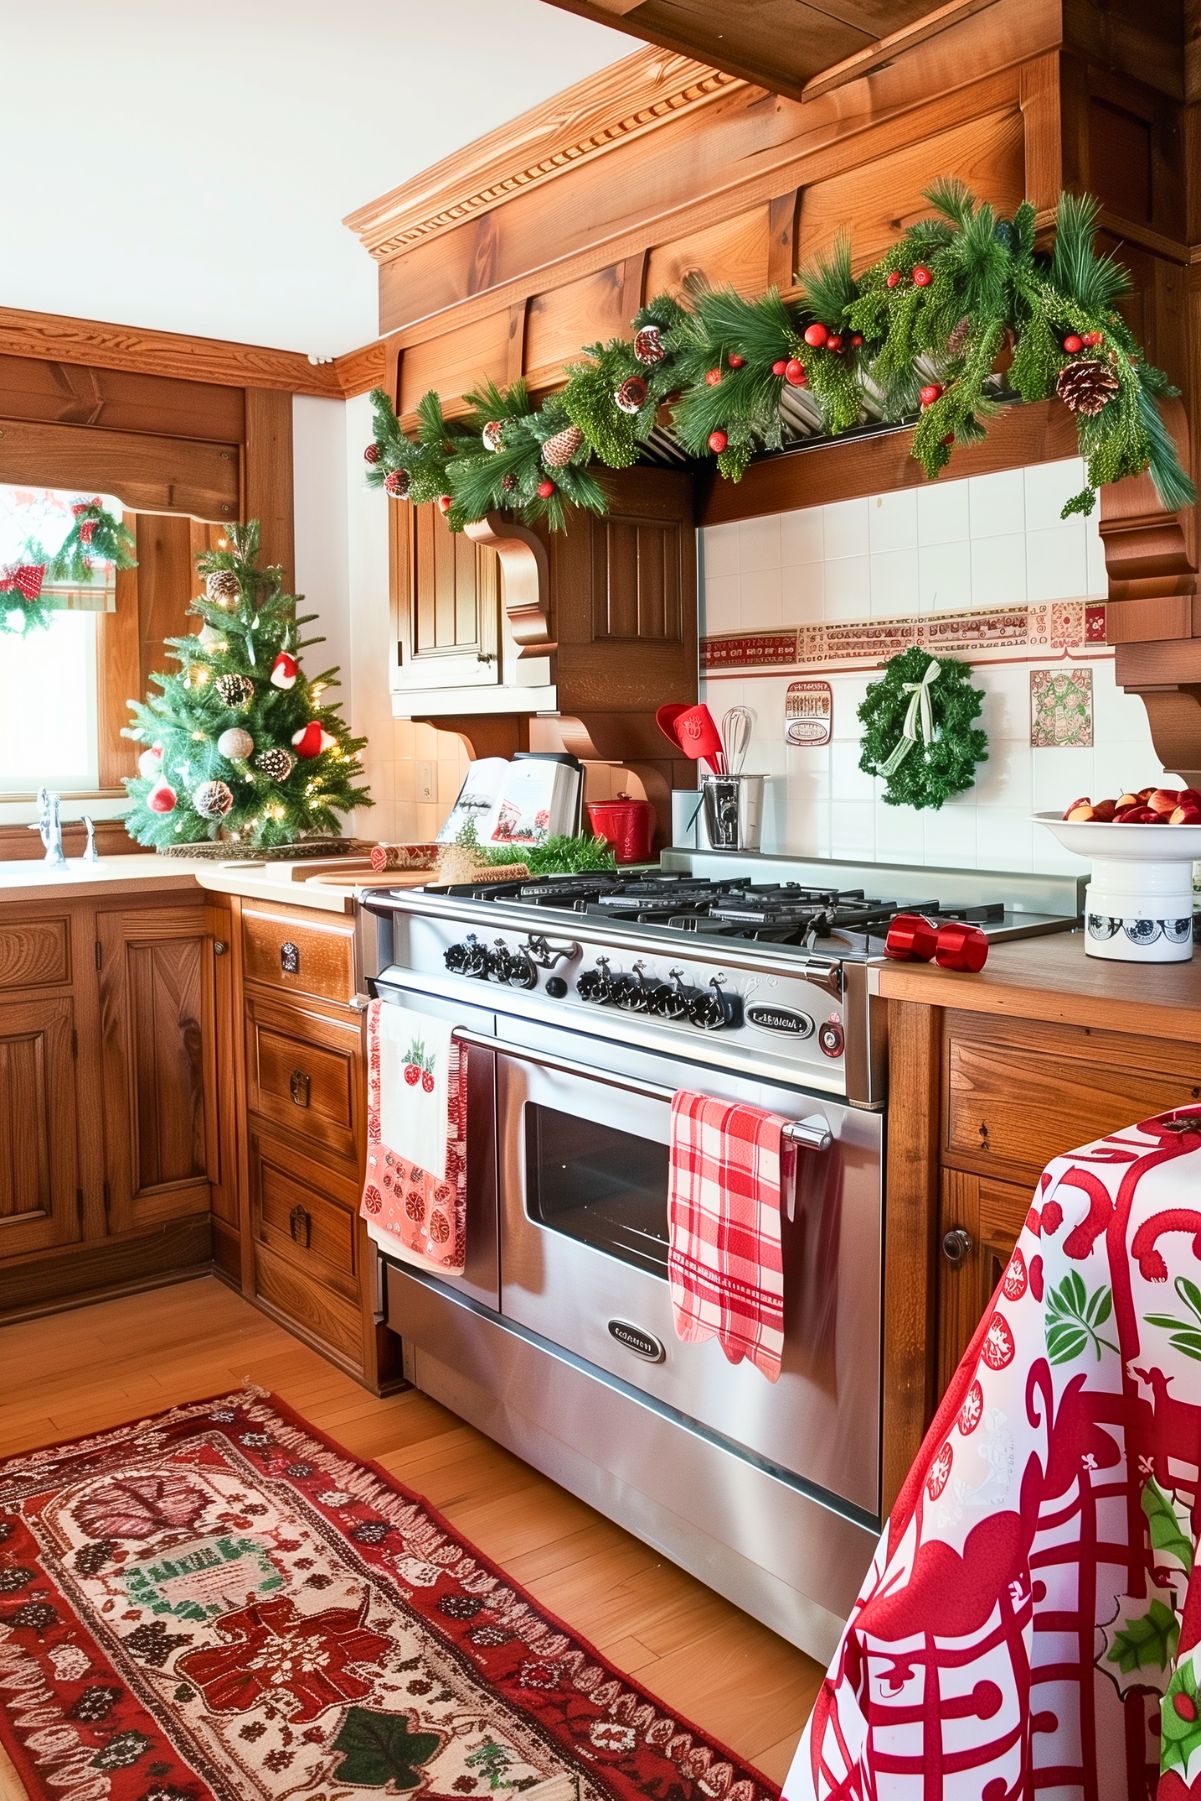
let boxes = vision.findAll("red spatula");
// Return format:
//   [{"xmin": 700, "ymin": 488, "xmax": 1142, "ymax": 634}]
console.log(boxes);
[{"xmin": 666, "ymin": 703, "xmax": 725, "ymax": 773}]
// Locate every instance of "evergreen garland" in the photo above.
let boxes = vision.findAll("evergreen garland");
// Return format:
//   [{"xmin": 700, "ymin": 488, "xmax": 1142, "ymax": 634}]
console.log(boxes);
[
  {"xmin": 0, "ymin": 547, "xmax": 54, "ymax": 635},
  {"xmin": 363, "ymin": 181, "xmax": 1193, "ymax": 533},
  {"xmin": 858, "ymin": 647, "xmax": 988, "ymax": 810},
  {"xmin": 123, "ymin": 520, "xmax": 371, "ymax": 850},
  {"xmin": 50, "ymin": 500, "xmax": 137, "ymax": 583}
]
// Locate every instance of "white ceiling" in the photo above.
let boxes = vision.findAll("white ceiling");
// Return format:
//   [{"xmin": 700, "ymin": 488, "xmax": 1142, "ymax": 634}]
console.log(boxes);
[{"xmin": 4, "ymin": 0, "xmax": 624, "ymax": 355}]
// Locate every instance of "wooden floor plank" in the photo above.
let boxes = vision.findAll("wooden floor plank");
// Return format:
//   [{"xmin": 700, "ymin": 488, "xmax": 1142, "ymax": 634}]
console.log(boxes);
[{"xmin": 0, "ymin": 1276, "xmax": 822, "ymax": 1787}]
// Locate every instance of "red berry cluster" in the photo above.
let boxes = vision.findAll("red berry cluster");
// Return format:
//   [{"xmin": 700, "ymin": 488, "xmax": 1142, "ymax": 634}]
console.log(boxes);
[
  {"xmin": 886, "ymin": 264, "xmax": 932, "ymax": 290},
  {"xmin": 1062, "ymin": 330, "xmax": 1104, "ymax": 355}
]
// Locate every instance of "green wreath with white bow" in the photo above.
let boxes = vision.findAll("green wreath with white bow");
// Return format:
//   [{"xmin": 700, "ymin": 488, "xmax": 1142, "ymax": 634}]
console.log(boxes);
[{"xmin": 858, "ymin": 646, "xmax": 988, "ymax": 810}]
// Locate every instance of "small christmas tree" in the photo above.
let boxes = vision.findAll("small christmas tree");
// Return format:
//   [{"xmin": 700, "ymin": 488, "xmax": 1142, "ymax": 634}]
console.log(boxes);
[{"xmin": 123, "ymin": 520, "xmax": 370, "ymax": 850}]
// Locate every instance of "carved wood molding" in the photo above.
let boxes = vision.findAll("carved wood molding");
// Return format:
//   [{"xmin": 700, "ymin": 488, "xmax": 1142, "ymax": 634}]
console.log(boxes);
[
  {"xmin": 342, "ymin": 47, "xmax": 742, "ymax": 264},
  {"xmin": 464, "ymin": 513, "xmax": 555, "ymax": 656}
]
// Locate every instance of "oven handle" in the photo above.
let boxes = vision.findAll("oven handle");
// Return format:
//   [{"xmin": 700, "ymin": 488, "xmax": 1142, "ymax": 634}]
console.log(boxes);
[{"xmin": 452, "ymin": 1027, "xmax": 832, "ymax": 1151}]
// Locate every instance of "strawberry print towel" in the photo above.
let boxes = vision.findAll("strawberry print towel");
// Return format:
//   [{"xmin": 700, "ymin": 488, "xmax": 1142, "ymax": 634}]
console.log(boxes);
[
  {"xmin": 786, "ymin": 1107, "xmax": 1201, "ymax": 1801},
  {"xmin": 667, "ymin": 1090, "xmax": 793, "ymax": 1383},
  {"xmin": 361, "ymin": 1000, "xmax": 467, "ymax": 1274}
]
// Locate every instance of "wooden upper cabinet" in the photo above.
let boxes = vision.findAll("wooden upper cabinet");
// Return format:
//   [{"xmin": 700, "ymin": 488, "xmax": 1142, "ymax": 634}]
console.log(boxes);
[
  {"xmin": 96, "ymin": 901, "xmax": 218, "ymax": 1233},
  {"xmin": 391, "ymin": 500, "xmax": 502, "ymax": 696},
  {"xmin": 0, "ymin": 995, "xmax": 81, "ymax": 1259}
]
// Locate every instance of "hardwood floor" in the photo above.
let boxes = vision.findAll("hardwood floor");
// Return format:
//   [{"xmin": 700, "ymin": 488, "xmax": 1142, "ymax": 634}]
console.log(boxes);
[{"xmin": 0, "ymin": 1276, "xmax": 822, "ymax": 1798}]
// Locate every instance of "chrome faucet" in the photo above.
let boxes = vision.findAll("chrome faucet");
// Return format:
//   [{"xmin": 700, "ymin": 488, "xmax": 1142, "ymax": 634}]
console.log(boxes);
[
  {"xmin": 35, "ymin": 787, "xmax": 67, "ymax": 866},
  {"xmin": 81, "ymin": 814, "xmax": 99, "ymax": 863}
]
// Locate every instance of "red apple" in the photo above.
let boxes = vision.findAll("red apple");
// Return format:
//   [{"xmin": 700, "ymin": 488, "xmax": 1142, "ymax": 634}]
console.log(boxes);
[
  {"xmin": 1062, "ymin": 796, "xmax": 1091, "ymax": 819},
  {"xmin": 1114, "ymin": 792, "xmax": 1140, "ymax": 810},
  {"xmin": 1137, "ymin": 787, "xmax": 1155, "ymax": 802},
  {"xmin": 1178, "ymin": 788, "xmax": 1201, "ymax": 808},
  {"xmin": 1125, "ymin": 807, "xmax": 1161, "ymax": 823},
  {"xmin": 1064, "ymin": 801, "xmax": 1096, "ymax": 821},
  {"xmin": 1147, "ymin": 788, "xmax": 1181, "ymax": 816},
  {"xmin": 1092, "ymin": 798, "xmax": 1117, "ymax": 821},
  {"xmin": 1112, "ymin": 806, "xmax": 1139, "ymax": 822},
  {"xmin": 1170, "ymin": 803, "xmax": 1201, "ymax": 824}
]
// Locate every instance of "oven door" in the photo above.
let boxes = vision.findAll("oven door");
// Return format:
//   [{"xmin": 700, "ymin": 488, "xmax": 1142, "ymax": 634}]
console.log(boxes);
[{"xmin": 495, "ymin": 1018, "xmax": 882, "ymax": 1516}]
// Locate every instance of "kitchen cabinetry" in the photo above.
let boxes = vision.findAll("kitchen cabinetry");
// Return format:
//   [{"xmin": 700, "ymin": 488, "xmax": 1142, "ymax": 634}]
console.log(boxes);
[
  {"xmin": 0, "ymin": 891, "xmax": 226, "ymax": 1317},
  {"xmin": 237, "ymin": 898, "xmax": 398, "ymax": 1389},
  {"xmin": 882, "ymin": 974, "xmax": 1201, "ymax": 1511},
  {"xmin": 389, "ymin": 466, "xmax": 697, "ymax": 721}
]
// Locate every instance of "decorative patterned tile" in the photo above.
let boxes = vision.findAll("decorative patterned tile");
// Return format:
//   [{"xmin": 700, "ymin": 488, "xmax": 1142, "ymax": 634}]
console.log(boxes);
[
  {"xmin": 784, "ymin": 679, "xmax": 833, "ymax": 746},
  {"xmin": 699, "ymin": 602, "xmax": 1107, "ymax": 672},
  {"xmin": 1030, "ymin": 667, "xmax": 1094, "ymax": 748}
]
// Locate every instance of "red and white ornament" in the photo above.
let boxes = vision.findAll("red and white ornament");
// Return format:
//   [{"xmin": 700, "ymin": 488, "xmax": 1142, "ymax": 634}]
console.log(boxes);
[
  {"xmin": 270, "ymin": 651, "xmax": 298, "ymax": 691},
  {"xmin": 482, "ymin": 420, "xmax": 506, "ymax": 452},
  {"xmin": 148, "ymin": 781, "xmax": 177, "ymax": 814},
  {"xmin": 292, "ymin": 721, "xmax": 335, "ymax": 759}
]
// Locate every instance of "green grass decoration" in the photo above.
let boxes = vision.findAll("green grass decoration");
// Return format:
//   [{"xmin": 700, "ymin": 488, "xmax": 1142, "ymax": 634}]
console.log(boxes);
[
  {"xmin": 363, "ymin": 180, "xmax": 1192, "ymax": 534},
  {"xmin": 452, "ymin": 820, "xmax": 616, "ymax": 876},
  {"xmin": 858, "ymin": 647, "xmax": 988, "ymax": 811}
]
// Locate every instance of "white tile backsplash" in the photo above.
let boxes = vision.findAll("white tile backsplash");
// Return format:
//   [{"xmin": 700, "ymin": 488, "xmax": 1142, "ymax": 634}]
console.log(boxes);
[{"xmin": 699, "ymin": 455, "xmax": 1171, "ymax": 876}]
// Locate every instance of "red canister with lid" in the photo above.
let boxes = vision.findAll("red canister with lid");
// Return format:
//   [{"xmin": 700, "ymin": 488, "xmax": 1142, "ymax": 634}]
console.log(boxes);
[{"xmin": 586, "ymin": 794, "xmax": 655, "ymax": 864}]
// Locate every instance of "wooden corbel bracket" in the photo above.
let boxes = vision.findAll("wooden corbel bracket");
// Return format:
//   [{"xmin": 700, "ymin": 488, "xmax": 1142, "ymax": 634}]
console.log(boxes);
[
  {"xmin": 464, "ymin": 512, "xmax": 555, "ymax": 657},
  {"xmin": 1101, "ymin": 397, "xmax": 1201, "ymax": 782}
]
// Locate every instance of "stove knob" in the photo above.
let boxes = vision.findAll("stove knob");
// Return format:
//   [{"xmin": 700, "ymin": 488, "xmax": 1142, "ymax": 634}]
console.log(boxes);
[
  {"xmin": 505, "ymin": 953, "xmax": 537, "ymax": 991},
  {"xmin": 818, "ymin": 1016, "xmax": 845, "ymax": 1058},
  {"xmin": 486, "ymin": 944, "xmax": 512, "ymax": 982},
  {"xmin": 443, "ymin": 942, "xmax": 469, "ymax": 974},
  {"xmin": 687, "ymin": 983, "xmax": 742, "ymax": 1032},
  {"xmin": 461, "ymin": 938, "xmax": 489, "ymax": 979},
  {"xmin": 545, "ymin": 976, "xmax": 568, "ymax": 1000},
  {"xmin": 652, "ymin": 969, "xmax": 695, "ymax": 1019},
  {"xmin": 576, "ymin": 963, "xmax": 612, "ymax": 1004},
  {"xmin": 612, "ymin": 975, "xmax": 651, "ymax": 1012}
]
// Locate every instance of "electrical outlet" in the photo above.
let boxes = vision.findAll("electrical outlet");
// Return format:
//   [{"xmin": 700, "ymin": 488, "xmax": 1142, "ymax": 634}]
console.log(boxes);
[{"xmin": 416, "ymin": 760, "xmax": 436, "ymax": 803}]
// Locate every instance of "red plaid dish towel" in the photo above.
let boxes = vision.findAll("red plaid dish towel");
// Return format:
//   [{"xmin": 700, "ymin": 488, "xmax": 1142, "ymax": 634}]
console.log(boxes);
[
  {"xmin": 360, "ymin": 1000, "xmax": 468, "ymax": 1274},
  {"xmin": 668, "ymin": 1090, "xmax": 793, "ymax": 1383}
]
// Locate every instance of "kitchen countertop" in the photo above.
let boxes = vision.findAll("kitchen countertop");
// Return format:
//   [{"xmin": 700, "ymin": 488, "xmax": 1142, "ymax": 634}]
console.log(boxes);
[
  {"xmin": 0, "ymin": 853, "xmax": 390, "ymax": 914},
  {"xmin": 870, "ymin": 926, "xmax": 1201, "ymax": 1040}
]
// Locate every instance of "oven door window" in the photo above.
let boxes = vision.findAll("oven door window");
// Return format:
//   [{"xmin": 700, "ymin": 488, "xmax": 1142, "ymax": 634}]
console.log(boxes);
[{"xmin": 524, "ymin": 1103, "xmax": 669, "ymax": 1277}]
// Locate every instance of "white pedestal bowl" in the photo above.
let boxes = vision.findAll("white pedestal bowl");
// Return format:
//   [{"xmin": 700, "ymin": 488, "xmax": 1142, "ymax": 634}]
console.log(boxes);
[{"xmin": 1035, "ymin": 812, "xmax": 1201, "ymax": 963}]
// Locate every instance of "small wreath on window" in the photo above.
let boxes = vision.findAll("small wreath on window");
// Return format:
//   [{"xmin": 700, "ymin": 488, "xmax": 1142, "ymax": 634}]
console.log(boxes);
[
  {"xmin": 858, "ymin": 646, "xmax": 988, "ymax": 810},
  {"xmin": 0, "ymin": 502, "xmax": 138, "ymax": 635}
]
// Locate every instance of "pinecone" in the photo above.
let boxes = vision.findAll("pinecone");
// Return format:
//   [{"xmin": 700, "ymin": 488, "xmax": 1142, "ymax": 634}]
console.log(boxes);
[
  {"xmin": 541, "ymin": 424, "xmax": 584, "ymax": 468},
  {"xmin": 363, "ymin": 443, "xmax": 381, "ymax": 464},
  {"xmin": 193, "ymin": 779, "xmax": 234, "ymax": 820},
  {"xmin": 255, "ymin": 746, "xmax": 295, "ymax": 782},
  {"xmin": 205, "ymin": 570, "xmax": 240, "ymax": 604},
  {"xmin": 383, "ymin": 468, "xmax": 410, "ymax": 498},
  {"xmin": 946, "ymin": 315, "xmax": 972, "ymax": 358},
  {"xmin": 482, "ymin": 420, "xmax": 506, "ymax": 452},
  {"xmin": 501, "ymin": 473, "xmax": 518, "ymax": 492},
  {"xmin": 634, "ymin": 325, "xmax": 665, "ymax": 365},
  {"xmin": 1056, "ymin": 357, "xmax": 1119, "ymax": 416},
  {"xmin": 614, "ymin": 375, "xmax": 648, "ymax": 416},
  {"xmin": 215, "ymin": 673, "xmax": 254, "ymax": 709}
]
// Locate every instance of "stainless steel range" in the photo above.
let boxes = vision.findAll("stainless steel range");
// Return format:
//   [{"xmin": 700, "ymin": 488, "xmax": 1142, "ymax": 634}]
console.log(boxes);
[{"xmin": 360, "ymin": 851, "xmax": 1081, "ymax": 1660}]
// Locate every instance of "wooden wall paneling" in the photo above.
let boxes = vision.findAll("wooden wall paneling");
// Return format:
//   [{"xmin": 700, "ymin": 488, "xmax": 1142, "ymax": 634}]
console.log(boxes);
[
  {"xmin": 377, "ymin": 59, "xmax": 1033, "ymax": 344},
  {"xmin": 397, "ymin": 311, "xmax": 513, "ymax": 420},
  {"xmin": 0, "ymin": 305, "xmax": 341, "ymax": 398},
  {"xmin": 767, "ymin": 191, "xmax": 800, "ymax": 291},
  {"xmin": 701, "ymin": 397, "xmax": 1078, "ymax": 524},
  {"xmin": 243, "ymin": 388, "xmax": 295, "ymax": 584},
  {"xmin": 795, "ymin": 104, "xmax": 1027, "ymax": 270},
  {"xmin": 134, "ymin": 512, "xmax": 198, "ymax": 701},
  {"xmin": 881, "ymin": 999, "xmax": 943, "ymax": 1513},
  {"xmin": 1063, "ymin": 0, "xmax": 1188, "ymax": 100},
  {"xmin": 1018, "ymin": 52, "xmax": 1067, "ymax": 217},
  {"xmin": 644, "ymin": 203, "xmax": 775, "ymax": 300},
  {"xmin": 0, "ymin": 352, "xmax": 245, "ymax": 444},
  {"xmin": 523, "ymin": 265, "xmax": 638, "ymax": 392},
  {"xmin": 801, "ymin": 0, "xmax": 1006, "ymax": 101},
  {"xmin": 0, "ymin": 418, "xmax": 240, "ymax": 520}
]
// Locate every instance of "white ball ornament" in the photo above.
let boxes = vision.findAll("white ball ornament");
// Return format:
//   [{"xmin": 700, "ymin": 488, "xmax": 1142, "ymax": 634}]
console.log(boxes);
[
  {"xmin": 217, "ymin": 727, "xmax": 254, "ymax": 761},
  {"xmin": 137, "ymin": 748, "xmax": 162, "ymax": 780}
]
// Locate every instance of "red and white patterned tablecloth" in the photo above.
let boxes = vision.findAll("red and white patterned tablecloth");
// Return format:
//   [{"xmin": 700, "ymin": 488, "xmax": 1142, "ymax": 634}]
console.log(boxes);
[{"xmin": 785, "ymin": 1107, "xmax": 1201, "ymax": 1801}]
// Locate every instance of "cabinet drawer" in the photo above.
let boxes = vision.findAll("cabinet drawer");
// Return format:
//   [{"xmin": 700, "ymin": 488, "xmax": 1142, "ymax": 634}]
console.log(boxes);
[
  {"xmin": 250, "ymin": 1129, "xmax": 359, "ymax": 1292},
  {"xmin": 246, "ymin": 995, "xmax": 360, "ymax": 1163},
  {"xmin": 242, "ymin": 904, "xmax": 355, "ymax": 1006},
  {"xmin": 254, "ymin": 1242, "xmax": 364, "ymax": 1371},
  {"xmin": 0, "ymin": 917, "xmax": 70, "ymax": 990},
  {"xmin": 943, "ymin": 1013, "xmax": 1201, "ymax": 1182}
]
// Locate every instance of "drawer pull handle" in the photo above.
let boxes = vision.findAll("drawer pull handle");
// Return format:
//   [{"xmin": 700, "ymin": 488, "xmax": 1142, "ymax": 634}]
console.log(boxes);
[
  {"xmin": 941, "ymin": 1227, "xmax": 973, "ymax": 1267},
  {"xmin": 289, "ymin": 1204, "xmax": 312, "ymax": 1248},
  {"xmin": 280, "ymin": 940, "xmax": 300, "ymax": 975},
  {"xmin": 289, "ymin": 1070, "xmax": 311, "ymax": 1108}
]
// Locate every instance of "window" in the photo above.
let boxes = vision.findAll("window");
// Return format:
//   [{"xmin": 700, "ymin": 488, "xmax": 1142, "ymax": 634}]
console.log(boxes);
[{"xmin": 0, "ymin": 483, "xmax": 118, "ymax": 796}]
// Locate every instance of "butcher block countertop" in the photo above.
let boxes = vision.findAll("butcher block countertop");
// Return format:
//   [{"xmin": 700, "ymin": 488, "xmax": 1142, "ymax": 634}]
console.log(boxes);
[{"xmin": 870, "ymin": 928, "xmax": 1201, "ymax": 1040}]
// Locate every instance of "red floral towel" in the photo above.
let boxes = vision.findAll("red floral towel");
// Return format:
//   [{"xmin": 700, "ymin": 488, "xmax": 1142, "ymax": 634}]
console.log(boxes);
[
  {"xmin": 668, "ymin": 1090, "xmax": 793, "ymax": 1383},
  {"xmin": 361, "ymin": 999, "xmax": 468, "ymax": 1273}
]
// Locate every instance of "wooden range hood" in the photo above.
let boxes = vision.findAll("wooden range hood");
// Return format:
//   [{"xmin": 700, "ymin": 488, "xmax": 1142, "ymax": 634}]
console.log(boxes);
[{"xmin": 346, "ymin": 0, "xmax": 1201, "ymax": 780}]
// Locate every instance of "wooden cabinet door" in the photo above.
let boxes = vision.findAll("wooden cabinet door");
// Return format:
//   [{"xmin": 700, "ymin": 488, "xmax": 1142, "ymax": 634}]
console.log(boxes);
[
  {"xmin": 0, "ymin": 995, "xmax": 81, "ymax": 1258},
  {"xmin": 937, "ymin": 1168, "xmax": 1031, "ymax": 1396},
  {"xmin": 391, "ymin": 499, "xmax": 501, "ymax": 693},
  {"xmin": 97, "ymin": 902, "xmax": 217, "ymax": 1233}
]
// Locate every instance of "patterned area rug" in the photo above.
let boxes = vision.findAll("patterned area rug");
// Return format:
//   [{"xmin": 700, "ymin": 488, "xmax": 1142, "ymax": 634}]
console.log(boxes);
[{"xmin": 0, "ymin": 1389, "xmax": 778, "ymax": 1801}]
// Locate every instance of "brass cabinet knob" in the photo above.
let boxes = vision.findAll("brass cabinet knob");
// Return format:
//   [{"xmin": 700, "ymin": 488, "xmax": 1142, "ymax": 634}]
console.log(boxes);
[{"xmin": 941, "ymin": 1227, "xmax": 973, "ymax": 1267}]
